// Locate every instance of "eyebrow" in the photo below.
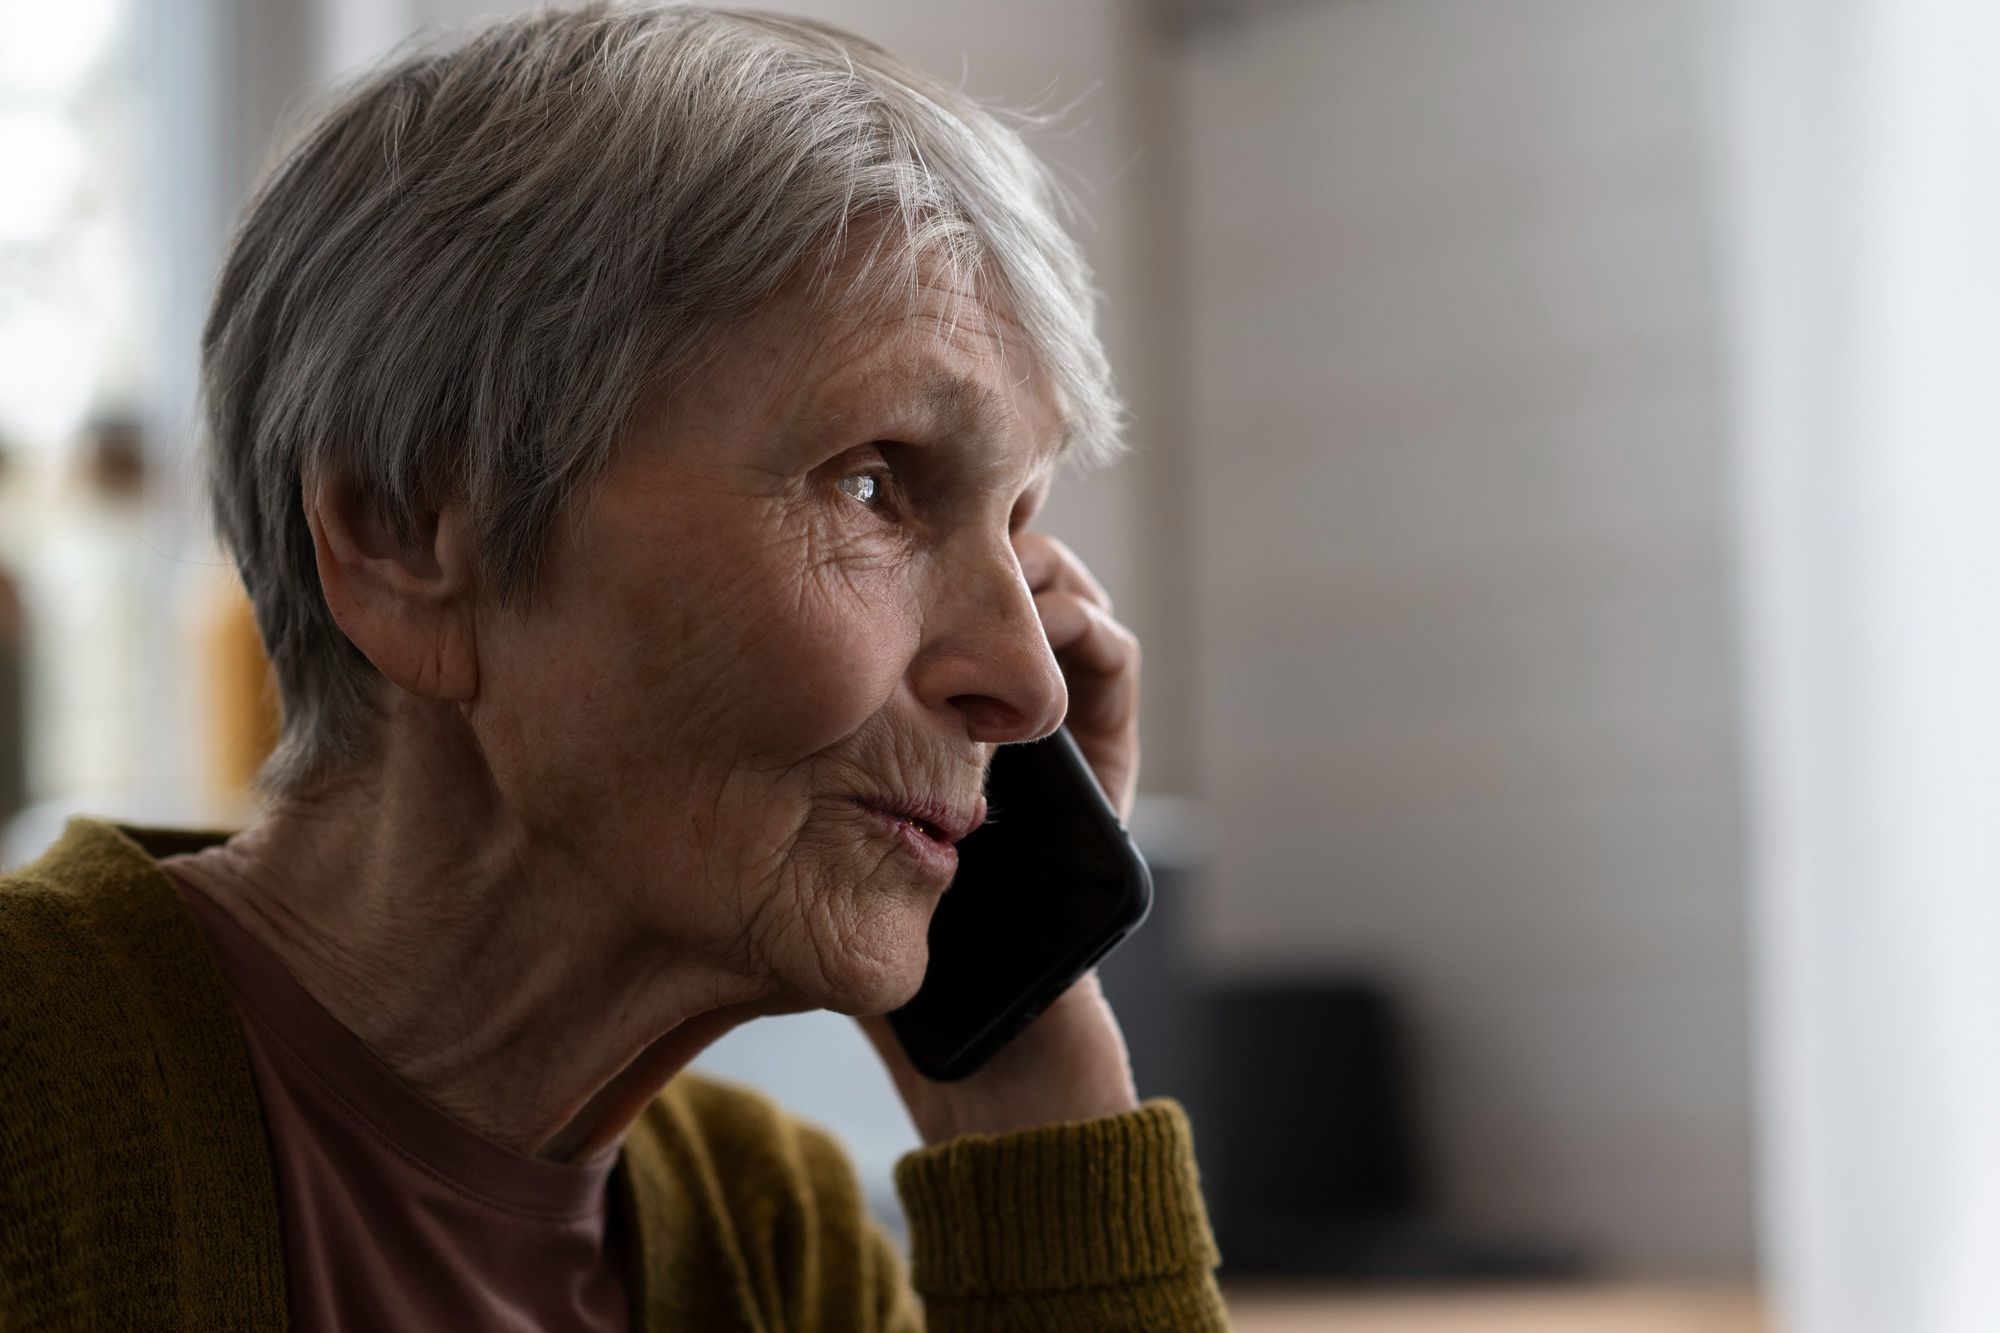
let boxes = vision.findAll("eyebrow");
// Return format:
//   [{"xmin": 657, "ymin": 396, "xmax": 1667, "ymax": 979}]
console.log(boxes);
[{"xmin": 906, "ymin": 362, "xmax": 1073, "ymax": 462}]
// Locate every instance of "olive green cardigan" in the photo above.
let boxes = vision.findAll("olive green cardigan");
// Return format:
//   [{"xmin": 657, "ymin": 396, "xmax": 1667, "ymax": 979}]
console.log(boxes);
[{"xmin": 0, "ymin": 820, "xmax": 1228, "ymax": 1331}]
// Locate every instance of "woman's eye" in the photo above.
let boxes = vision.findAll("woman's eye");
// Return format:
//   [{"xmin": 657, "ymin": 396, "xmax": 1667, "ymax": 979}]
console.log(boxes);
[{"xmin": 835, "ymin": 470, "xmax": 884, "ymax": 509}]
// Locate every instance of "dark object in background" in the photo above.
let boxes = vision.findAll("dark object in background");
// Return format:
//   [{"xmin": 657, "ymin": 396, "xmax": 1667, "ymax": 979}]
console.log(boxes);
[
  {"xmin": 1216, "ymin": 981, "xmax": 1421, "ymax": 1216},
  {"xmin": 1094, "ymin": 820, "xmax": 1586, "ymax": 1282},
  {"xmin": 79, "ymin": 416, "xmax": 148, "ymax": 502},
  {"xmin": 1210, "ymin": 978, "xmax": 1587, "ymax": 1281}
]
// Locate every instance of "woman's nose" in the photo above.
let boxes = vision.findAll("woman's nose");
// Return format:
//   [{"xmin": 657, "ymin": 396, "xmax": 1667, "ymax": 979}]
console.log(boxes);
[{"xmin": 911, "ymin": 545, "xmax": 1068, "ymax": 745}]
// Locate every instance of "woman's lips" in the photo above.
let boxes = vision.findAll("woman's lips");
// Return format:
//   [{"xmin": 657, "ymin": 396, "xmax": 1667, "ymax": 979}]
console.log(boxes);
[
  {"xmin": 853, "ymin": 801, "xmax": 960, "ymax": 880},
  {"xmin": 853, "ymin": 794, "xmax": 982, "ymax": 844}
]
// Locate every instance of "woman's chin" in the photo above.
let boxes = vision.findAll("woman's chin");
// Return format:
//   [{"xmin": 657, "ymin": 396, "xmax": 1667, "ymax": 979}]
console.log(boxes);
[
  {"xmin": 797, "ymin": 917, "xmax": 933, "ymax": 1017},
  {"xmin": 831, "ymin": 954, "xmax": 932, "ymax": 1017}
]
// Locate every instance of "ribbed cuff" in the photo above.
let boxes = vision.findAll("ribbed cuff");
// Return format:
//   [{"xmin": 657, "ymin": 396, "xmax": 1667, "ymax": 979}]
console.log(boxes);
[{"xmin": 893, "ymin": 1097, "xmax": 1221, "ymax": 1298}]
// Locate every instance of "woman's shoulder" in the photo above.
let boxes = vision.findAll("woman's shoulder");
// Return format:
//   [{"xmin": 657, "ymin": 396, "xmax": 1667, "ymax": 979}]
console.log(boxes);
[
  {"xmin": 638, "ymin": 1069, "xmax": 866, "ymax": 1202},
  {"xmin": 1, "ymin": 818, "xmax": 222, "ymax": 1048},
  {"xmin": 0, "ymin": 815, "xmax": 268, "ymax": 1157},
  {"xmin": 618, "ymin": 1071, "xmax": 914, "ymax": 1327},
  {"xmin": 0, "ymin": 821, "xmax": 150, "ymax": 1061},
  {"xmin": 627, "ymin": 1068, "xmax": 882, "ymax": 1250},
  {"xmin": 0, "ymin": 848, "xmax": 172, "ymax": 1315},
  {"xmin": 1, "ymin": 818, "xmax": 290, "ymax": 1328}
]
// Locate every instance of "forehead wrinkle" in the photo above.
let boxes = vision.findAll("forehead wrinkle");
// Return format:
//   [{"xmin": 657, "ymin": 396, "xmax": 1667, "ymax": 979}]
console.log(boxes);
[
  {"xmin": 807, "ymin": 263, "xmax": 1072, "ymax": 450},
  {"xmin": 792, "ymin": 345, "xmax": 1068, "ymax": 468},
  {"xmin": 909, "ymin": 362, "xmax": 1004, "ymax": 441},
  {"xmin": 892, "ymin": 361, "xmax": 1071, "ymax": 485},
  {"xmin": 922, "ymin": 312, "xmax": 1075, "ymax": 467}
]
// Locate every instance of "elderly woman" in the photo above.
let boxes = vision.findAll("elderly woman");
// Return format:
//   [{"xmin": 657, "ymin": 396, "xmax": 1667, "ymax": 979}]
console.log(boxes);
[{"xmin": 0, "ymin": 5, "xmax": 1228, "ymax": 1331}]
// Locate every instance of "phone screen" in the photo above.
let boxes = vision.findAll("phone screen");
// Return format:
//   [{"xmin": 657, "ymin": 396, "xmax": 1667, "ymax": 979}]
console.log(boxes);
[{"xmin": 887, "ymin": 726, "xmax": 1152, "ymax": 1081}]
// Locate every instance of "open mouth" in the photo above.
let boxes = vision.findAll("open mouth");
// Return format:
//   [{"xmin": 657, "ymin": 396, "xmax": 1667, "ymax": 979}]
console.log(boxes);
[
  {"xmin": 849, "ymin": 799, "xmax": 965, "ymax": 877},
  {"xmin": 848, "ymin": 794, "xmax": 973, "ymax": 846},
  {"xmin": 856, "ymin": 802, "xmax": 947, "ymax": 843},
  {"xmin": 895, "ymin": 813, "xmax": 945, "ymax": 841}
]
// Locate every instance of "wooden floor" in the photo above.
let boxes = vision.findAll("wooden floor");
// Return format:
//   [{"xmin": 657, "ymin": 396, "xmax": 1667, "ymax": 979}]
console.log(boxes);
[{"xmin": 1220, "ymin": 1282, "xmax": 1765, "ymax": 1333}]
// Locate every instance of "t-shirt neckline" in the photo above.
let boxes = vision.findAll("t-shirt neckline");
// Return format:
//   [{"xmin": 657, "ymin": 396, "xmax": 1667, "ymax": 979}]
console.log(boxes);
[{"xmin": 165, "ymin": 859, "xmax": 623, "ymax": 1223}]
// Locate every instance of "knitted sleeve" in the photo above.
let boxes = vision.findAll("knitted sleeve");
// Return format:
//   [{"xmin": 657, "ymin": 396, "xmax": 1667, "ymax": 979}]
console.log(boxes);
[
  {"xmin": 892, "ymin": 1099, "xmax": 1230, "ymax": 1332},
  {"xmin": 630, "ymin": 1076, "xmax": 1229, "ymax": 1331},
  {"xmin": 862, "ymin": 1216, "xmax": 925, "ymax": 1332}
]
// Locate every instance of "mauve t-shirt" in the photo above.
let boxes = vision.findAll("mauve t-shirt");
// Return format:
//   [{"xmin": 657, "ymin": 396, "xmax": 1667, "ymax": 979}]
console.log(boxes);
[{"xmin": 163, "ymin": 867, "xmax": 634, "ymax": 1333}]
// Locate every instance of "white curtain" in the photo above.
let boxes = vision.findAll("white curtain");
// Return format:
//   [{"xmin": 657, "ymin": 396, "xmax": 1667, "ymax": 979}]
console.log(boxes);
[{"xmin": 1712, "ymin": 1, "xmax": 2000, "ymax": 1330}]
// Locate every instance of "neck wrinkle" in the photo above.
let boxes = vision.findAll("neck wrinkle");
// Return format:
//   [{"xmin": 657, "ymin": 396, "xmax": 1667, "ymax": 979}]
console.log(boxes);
[{"xmin": 158, "ymin": 723, "xmax": 778, "ymax": 1160}]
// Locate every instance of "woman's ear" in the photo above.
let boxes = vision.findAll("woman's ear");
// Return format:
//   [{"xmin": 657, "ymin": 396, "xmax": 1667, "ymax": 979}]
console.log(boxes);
[{"xmin": 304, "ymin": 474, "xmax": 480, "ymax": 703}]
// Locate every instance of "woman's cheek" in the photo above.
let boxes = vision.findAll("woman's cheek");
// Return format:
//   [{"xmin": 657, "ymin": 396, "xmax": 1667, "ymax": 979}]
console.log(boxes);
[
  {"xmin": 772, "ymin": 565, "xmax": 920, "ymax": 738},
  {"xmin": 726, "ymin": 508, "xmax": 916, "ymax": 752}
]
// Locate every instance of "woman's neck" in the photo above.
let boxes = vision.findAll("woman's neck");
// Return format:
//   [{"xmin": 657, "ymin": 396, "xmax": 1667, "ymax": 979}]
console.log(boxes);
[{"xmin": 159, "ymin": 721, "xmax": 784, "ymax": 1162}]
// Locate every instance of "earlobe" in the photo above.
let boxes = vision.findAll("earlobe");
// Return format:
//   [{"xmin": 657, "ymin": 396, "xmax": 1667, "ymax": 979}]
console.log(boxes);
[{"xmin": 304, "ymin": 474, "xmax": 480, "ymax": 703}]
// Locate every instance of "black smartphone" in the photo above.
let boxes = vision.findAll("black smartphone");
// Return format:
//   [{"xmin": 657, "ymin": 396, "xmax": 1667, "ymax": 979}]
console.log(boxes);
[{"xmin": 887, "ymin": 724, "xmax": 1153, "ymax": 1082}]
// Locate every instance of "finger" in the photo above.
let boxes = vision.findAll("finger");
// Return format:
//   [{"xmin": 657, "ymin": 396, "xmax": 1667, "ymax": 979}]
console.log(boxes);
[
  {"xmin": 1018, "ymin": 534, "xmax": 1112, "ymax": 610},
  {"xmin": 1035, "ymin": 592, "xmax": 1139, "ymax": 743},
  {"xmin": 1015, "ymin": 532, "xmax": 1113, "ymax": 612},
  {"xmin": 1034, "ymin": 589, "xmax": 1140, "ymax": 683}
]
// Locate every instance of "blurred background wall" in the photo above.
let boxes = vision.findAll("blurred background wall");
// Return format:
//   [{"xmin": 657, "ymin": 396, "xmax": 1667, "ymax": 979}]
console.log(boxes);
[
  {"xmin": 9, "ymin": 0, "xmax": 1998, "ymax": 1324},
  {"xmin": 1177, "ymin": 0, "xmax": 1749, "ymax": 1273}
]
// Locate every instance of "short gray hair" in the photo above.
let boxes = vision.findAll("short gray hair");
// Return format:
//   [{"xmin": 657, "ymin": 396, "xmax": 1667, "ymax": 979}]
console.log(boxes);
[{"xmin": 202, "ymin": 2, "xmax": 1124, "ymax": 796}]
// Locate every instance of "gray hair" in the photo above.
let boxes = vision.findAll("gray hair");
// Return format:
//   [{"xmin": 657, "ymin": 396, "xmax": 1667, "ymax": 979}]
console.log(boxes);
[{"xmin": 202, "ymin": 2, "xmax": 1124, "ymax": 796}]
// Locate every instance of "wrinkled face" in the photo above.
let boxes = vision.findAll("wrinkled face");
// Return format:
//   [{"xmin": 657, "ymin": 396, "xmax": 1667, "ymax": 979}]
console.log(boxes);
[{"xmin": 467, "ymin": 264, "xmax": 1071, "ymax": 1013}]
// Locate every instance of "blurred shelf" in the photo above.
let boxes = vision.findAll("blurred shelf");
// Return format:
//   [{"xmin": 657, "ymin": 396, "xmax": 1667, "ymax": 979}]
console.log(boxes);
[{"xmin": 1218, "ymin": 1282, "xmax": 1763, "ymax": 1333}]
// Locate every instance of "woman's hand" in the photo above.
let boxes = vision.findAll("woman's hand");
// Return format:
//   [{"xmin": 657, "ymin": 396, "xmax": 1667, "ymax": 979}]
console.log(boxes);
[
  {"xmin": 1017, "ymin": 532, "xmax": 1141, "ymax": 823},
  {"xmin": 857, "ymin": 532, "xmax": 1142, "ymax": 1144}
]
